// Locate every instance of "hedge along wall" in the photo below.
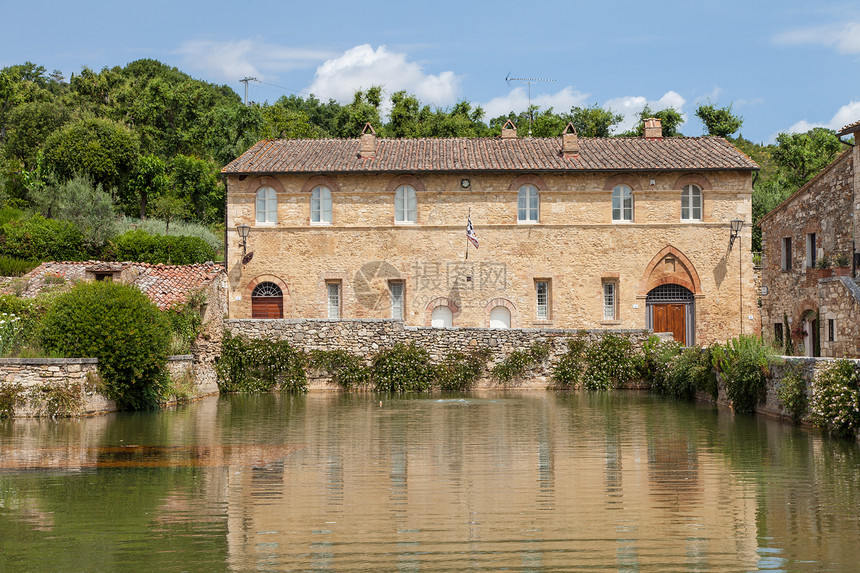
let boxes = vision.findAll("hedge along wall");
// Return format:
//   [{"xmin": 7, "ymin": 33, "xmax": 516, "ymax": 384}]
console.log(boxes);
[{"xmin": 224, "ymin": 319, "xmax": 658, "ymax": 389}]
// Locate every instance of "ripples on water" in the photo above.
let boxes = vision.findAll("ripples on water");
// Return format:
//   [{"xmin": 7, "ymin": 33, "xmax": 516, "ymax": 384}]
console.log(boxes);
[{"xmin": 1, "ymin": 391, "xmax": 859, "ymax": 571}]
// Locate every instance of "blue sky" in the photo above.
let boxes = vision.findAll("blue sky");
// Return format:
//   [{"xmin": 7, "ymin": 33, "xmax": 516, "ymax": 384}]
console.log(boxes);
[{"xmin": 3, "ymin": 0, "xmax": 859, "ymax": 142}]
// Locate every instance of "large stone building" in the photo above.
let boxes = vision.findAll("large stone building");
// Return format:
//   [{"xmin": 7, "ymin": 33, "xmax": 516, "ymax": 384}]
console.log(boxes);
[
  {"xmin": 222, "ymin": 120, "xmax": 758, "ymax": 345},
  {"xmin": 759, "ymin": 121, "xmax": 860, "ymax": 357}
]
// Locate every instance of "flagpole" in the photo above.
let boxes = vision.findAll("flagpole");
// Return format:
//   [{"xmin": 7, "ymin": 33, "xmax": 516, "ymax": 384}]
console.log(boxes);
[{"xmin": 465, "ymin": 208, "xmax": 470, "ymax": 260}]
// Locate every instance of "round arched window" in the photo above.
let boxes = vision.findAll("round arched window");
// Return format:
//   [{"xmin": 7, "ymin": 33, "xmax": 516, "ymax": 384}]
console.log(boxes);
[
  {"xmin": 251, "ymin": 281, "xmax": 284, "ymax": 319},
  {"xmin": 431, "ymin": 306, "xmax": 453, "ymax": 328},
  {"xmin": 489, "ymin": 306, "xmax": 511, "ymax": 329}
]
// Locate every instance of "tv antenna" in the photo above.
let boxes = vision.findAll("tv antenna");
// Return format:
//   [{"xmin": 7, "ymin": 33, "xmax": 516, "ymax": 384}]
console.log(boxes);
[
  {"xmin": 505, "ymin": 74, "xmax": 556, "ymax": 136},
  {"xmin": 239, "ymin": 76, "xmax": 260, "ymax": 105}
]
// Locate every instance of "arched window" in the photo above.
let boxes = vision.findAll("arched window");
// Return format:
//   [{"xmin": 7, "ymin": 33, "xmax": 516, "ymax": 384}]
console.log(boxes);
[
  {"xmin": 431, "ymin": 306, "xmax": 453, "ymax": 328},
  {"xmin": 489, "ymin": 306, "xmax": 511, "ymax": 329},
  {"xmin": 251, "ymin": 281, "xmax": 283, "ymax": 319},
  {"xmin": 311, "ymin": 186, "xmax": 332, "ymax": 224},
  {"xmin": 395, "ymin": 185, "xmax": 417, "ymax": 223},
  {"xmin": 255, "ymin": 187, "xmax": 277, "ymax": 224},
  {"xmin": 681, "ymin": 184, "xmax": 702, "ymax": 221},
  {"xmin": 612, "ymin": 184, "xmax": 633, "ymax": 222},
  {"xmin": 517, "ymin": 184, "xmax": 539, "ymax": 223}
]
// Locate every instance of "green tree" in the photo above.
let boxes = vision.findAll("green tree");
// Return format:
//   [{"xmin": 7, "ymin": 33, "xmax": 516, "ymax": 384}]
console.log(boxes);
[
  {"xmin": 42, "ymin": 117, "xmax": 139, "ymax": 194},
  {"xmin": 39, "ymin": 281, "xmax": 170, "ymax": 410},
  {"xmin": 568, "ymin": 104, "xmax": 623, "ymax": 137},
  {"xmin": 127, "ymin": 154, "xmax": 169, "ymax": 218},
  {"xmin": 695, "ymin": 102, "xmax": 743, "ymax": 137},
  {"xmin": 170, "ymin": 154, "xmax": 221, "ymax": 222},
  {"xmin": 333, "ymin": 88, "xmax": 383, "ymax": 138},
  {"xmin": 48, "ymin": 175, "xmax": 117, "ymax": 249},
  {"xmin": 623, "ymin": 105, "xmax": 685, "ymax": 137},
  {"xmin": 3, "ymin": 100, "xmax": 72, "ymax": 169},
  {"xmin": 771, "ymin": 127, "xmax": 843, "ymax": 187},
  {"xmin": 259, "ymin": 105, "xmax": 325, "ymax": 139}
]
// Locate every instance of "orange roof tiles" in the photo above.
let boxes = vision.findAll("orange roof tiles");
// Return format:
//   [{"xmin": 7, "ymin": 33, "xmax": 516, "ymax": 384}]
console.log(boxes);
[{"xmin": 222, "ymin": 136, "xmax": 759, "ymax": 175}]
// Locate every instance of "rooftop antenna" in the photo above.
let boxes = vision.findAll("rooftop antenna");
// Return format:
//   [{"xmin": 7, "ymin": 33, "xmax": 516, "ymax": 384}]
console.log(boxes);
[
  {"xmin": 240, "ymin": 76, "xmax": 260, "ymax": 105},
  {"xmin": 505, "ymin": 74, "xmax": 556, "ymax": 137}
]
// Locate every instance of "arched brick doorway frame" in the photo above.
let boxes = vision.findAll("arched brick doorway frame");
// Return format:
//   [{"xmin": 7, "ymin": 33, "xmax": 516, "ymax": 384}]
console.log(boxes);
[
  {"xmin": 640, "ymin": 246, "xmax": 702, "ymax": 346},
  {"xmin": 245, "ymin": 275, "xmax": 290, "ymax": 319},
  {"xmin": 424, "ymin": 297, "xmax": 460, "ymax": 327}
]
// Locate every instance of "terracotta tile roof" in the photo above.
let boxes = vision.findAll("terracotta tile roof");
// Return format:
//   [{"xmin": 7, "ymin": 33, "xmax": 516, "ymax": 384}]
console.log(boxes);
[
  {"xmin": 222, "ymin": 136, "xmax": 758, "ymax": 174},
  {"xmin": 14, "ymin": 261, "xmax": 224, "ymax": 310},
  {"xmin": 837, "ymin": 120, "xmax": 860, "ymax": 136}
]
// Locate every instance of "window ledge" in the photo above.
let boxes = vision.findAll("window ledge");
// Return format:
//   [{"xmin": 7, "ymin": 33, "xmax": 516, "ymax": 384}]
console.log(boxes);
[
  {"xmin": 310, "ymin": 221, "xmax": 332, "ymax": 226},
  {"xmin": 532, "ymin": 320, "xmax": 553, "ymax": 326},
  {"xmin": 517, "ymin": 220, "xmax": 540, "ymax": 225},
  {"xmin": 394, "ymin": 221, "xmax": 417, "ymax": 225},
  {"xmin": 612, "ymin": 220, "xmax": 634, "ymax": 224},
  {"xmin": 601, "ymin": 320, "xmax": 622, "ymax": 326}
]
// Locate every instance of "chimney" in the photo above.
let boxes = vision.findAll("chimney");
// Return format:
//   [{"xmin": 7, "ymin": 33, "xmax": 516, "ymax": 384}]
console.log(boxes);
[
  {"xmin": 501, "ymin": 119, "xmax": 517, "ymax": 140},
  {"xmin": 561, "ymin": 123, "xmax": 579, "ymax": 157},
  {"xmin": 643, "ymin": 117, "xmax": 663, "ymax": 140},
  {"xmin": 359, "ymin": 123, "xmax": 376, "ymax": 158}
]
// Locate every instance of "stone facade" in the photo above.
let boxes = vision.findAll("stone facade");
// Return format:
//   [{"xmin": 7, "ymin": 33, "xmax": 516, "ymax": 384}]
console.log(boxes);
[
  {"xmin": 0, "ymin": 358, "xmax": 114, "ymax": 416},
  {"xmin": 760, "ymin": 134, "xmax": 860, "ymax": 357},
  {"xmin": 223, "ymin": 127, "xmax": 758, "ymax": 346}
]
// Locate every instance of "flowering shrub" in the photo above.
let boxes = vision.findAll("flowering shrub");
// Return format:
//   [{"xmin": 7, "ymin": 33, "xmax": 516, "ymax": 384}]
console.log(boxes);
[
  {"xmin": 435, "ymin": 348, "xmax": 491, "ymax": 391},
  {"xmin": 491, "ymin": 341, "xmax": 550, "ymax": 385},
  {"xmin": 0, "ymin": 383, "xmax": 25, "ymax": 418},
  {"xmin": 0, "ymin": 312, "xmax": 23, "ymax": 356},
  {"xmin": 582, "ymin": 333, "xmax": 637, "ymax": 390},
  {"xmin": 372, "ymin": 343, "xmax": 434, "ymax": 393},
  {"xmin": 308, "ymin": 349, "xmax": 371, "ymax": 389},
  {"xmin": 216, "ymin": 333, "xmax": 307, "ymax": 393},
  {"xmin": 636, "ymin": 335, "xmax": 682, "ymax": 392},
  {"xmin": 552, "ymin": 335, "xmax": 588, "ymax": 388},
  {"xmin": 810, "ymin": 360, "xmax": 860, "ymax": 438},
  {"xmin": 776, "ymin": 363, "xmax": 807, "ymax": 422}
]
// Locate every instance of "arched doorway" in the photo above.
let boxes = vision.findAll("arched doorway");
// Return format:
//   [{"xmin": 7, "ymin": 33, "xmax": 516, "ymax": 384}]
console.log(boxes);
[
  {"xmin": 646, "ymin": 284, "xmax": 694, "ymax": 346},
  {"xmin": 801, "ymin": 310, "xmax": 820, "ymax": 357},
  {"xmin": 431, "ymin": 306, "xmax": 453, "ymax": 328},
  {"xmin": 489, "ymin": 306, "xmax": 511, "ymax": 329},
  {"xmin": 251, "ymin": 282, "xmax": 284, "ymax": 318}
]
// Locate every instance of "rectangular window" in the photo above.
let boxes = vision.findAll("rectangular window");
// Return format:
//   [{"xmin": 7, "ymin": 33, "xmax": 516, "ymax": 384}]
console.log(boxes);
[
  {"xmin": 828, "ymin": 318, "xmax": 835, "ymax": 342},
  {"xmin": 774, "ymin": 323, "xmax": 784, "ymax": 344},
  {"xmin": 536, "ymin": 280, "xmax": 549, "ymax": 320},
  {"xmin": 781, "ymin": 237, "xmax": 792, "ymax": 271},
  {"xmin": 806, "ymin": 233, "xmax": 817, "ymax": 268},
  {"xmin": 603, "ymin": 282, "xmax": 616, "ymax": 320},
  {"xmin": 326, "ymin": 282, "xmax": 340, "ymax": 319},
  {"xmin": 389, "ymin": 282, "xmax": 404, "ymax": 320}
]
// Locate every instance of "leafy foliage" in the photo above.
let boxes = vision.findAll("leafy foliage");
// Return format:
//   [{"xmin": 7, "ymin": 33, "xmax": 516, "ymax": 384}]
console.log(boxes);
[
  {"xmin": 0, "ymin": 214, "xmax": 89, "ymax": 261},
  {"xmin": 711, "ymin": 335, "xmax": 776, "ymax": 414},
  {"xmin": 38, "ymin": 281, "xmax": 170, "ymax": 410},
  {"xmin": 491, "ymin": 341, "xmax": 550, "ymax": 385},
  {"xmin": 215, "ymin": 333, "xmax": 307, "ymax": 393},
  {"xmin": 308, "ymin": 349, "xmax": 371, "ymax": 389},
  {"xmin": 434, "ymin": 348, "xmax": 491, "ymax": 392},
  {"xmin": 581, "ymin": 333, "xmax": 638, "ymax": 390},
  {"xmin": 810, "ymin": 360, "xmax": 860, "ymax": 438},
  {"xmin": 695, "ymin": 102, "xmax": 743, "ymax": 137},
  {"xmin": 777, "ymin": 363, "xmax": 807, "ymax": 422},
  {"xmin": 105, "ymin": 229, "xmax": 215, "ymax": 264},
  {"xmin": 0, "ymin": 382, "xmax": 25, "ymax": 418},
  {"xmin": 164, "ymin": 290, "xmax": 206, "ymax": 355},
  {"xmin": 371, "ymin": 343, "xmax": 435, "ymax": 393}
]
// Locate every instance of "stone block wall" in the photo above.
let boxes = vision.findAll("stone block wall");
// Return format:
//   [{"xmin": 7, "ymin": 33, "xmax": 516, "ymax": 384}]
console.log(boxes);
[
  {"xmin": 0, "ymin": 358, "xmax": 114, "ymax": 417},
  {"xmin": 225, "ymin": 318, "xmax": 660, "ymax": 389}
]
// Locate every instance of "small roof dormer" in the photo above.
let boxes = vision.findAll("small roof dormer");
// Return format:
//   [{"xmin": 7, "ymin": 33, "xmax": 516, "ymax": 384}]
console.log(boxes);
[
  {"xmin": 501, "ymin": 119, "xmax": 517, "ymax": 140},
  {"xmin": 359, "ymin": 123, "xmax": 377, "ymax": 159}
]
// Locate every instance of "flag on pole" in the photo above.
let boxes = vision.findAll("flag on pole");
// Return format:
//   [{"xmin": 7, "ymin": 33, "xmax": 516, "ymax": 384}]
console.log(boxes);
[{"xmin": 466, "ymin": 215, "xmax": 479, "ymax": 249}]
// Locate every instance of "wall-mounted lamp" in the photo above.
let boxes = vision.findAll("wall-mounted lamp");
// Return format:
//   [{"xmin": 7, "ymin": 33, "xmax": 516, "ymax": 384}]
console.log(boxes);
[
  {"xmin": 237, "ymin": 224, "xmax": 250, "ymax": 255},
  {"xmin": 729, "ymin": 219, "xmax": 743, "ymax": 250}
]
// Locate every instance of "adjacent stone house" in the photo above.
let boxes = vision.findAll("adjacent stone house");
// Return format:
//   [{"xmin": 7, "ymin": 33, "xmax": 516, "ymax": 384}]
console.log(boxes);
[
  {"xmin": 759, "ymin": 121, "xmax": 860, "ymax": 357},
  {"xmin": 221, "ymin": 120, "xmax": 758, "ymax": 345}
]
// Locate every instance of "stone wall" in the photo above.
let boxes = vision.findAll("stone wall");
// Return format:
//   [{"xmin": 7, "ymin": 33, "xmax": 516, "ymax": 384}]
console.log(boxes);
[
  {"xmin": 225, "ymin": 318, "xmax": 660, "ymax": 389},
  {"xmin": 0, "ymin": 358, "xmax": 114, "ymax": 417}
]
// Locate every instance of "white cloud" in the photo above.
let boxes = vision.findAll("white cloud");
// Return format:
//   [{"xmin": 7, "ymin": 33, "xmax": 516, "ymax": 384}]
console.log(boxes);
[
  {"xmin": 306, "ymin": 44, "xmax": 461, "ymax": 107},
  {"xmin": 175, "ymin": 38, "xmax": 334, "ymax": 82},
  {"xmin": 784, "ymin": 100, "xmax": 860, "ymax": 134},
  {"xmin": 773, "ymin": 22, "xmax": 860, "ymax": 54},
  {"xmin": 481, "ymin": 86, "xmax": 590, "ymax": 119},
  {"xmin": 604, "ymin": 91, "xmax": 687, "ymax": 134}
]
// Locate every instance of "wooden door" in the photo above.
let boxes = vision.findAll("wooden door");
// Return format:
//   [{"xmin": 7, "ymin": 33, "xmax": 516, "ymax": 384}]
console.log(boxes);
[
  {"xmin": 251, "ymin": 296, "xmax": 283, "ymax": 319},
  {"xmin": 653, "ymin": 303, "xmax": 686, "ymax": 344}
]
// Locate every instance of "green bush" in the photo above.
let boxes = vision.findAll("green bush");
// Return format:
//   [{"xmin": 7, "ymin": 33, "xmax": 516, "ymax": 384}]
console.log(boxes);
[
  {"xmin": 637, "ymin": 335, "xmax": 682, "ymax": 392},
  {"xmin": 38, "ymin": 281, "xmax": 170, "ymax": 410},
  {"xmin": 492, "ymin": 341, "xmax": 551, "ymax": 385},
  {"xmin": 117, "ymin": 216, "xmax": 222, "ymax": 254},
  {"xmin": 372, "ymin": 343, "xmax": 434, "ymax": 393},
  {"xmin": 308, "ymin": 349, "xmax": 371, "ymax": 389},
  {"xmin": 163, "ymin": 290, "xmax": 206, "ymax": 354},
  {"xmin": 0, "ymin": 214, "xmax": 89, "ymax": 261},
  {"xmin": 810, "ymin": 360, "xmax": 860, "ymax": 438},
  {"xmin": 435, "ymin": 348, "xmax": 490, "ymax": 391},
  {"xmin": 582, "ymin": 333, "xmax": 637, "ymax": 390},
  {"xmin": 552, "ymin": 335, "xmax": 588, "ymax": 388},
  {"xmin": 777, "ymin": 363, "xmax": 807, "ymax": 423},
  {"xmin": 711, "ymin": 335, "xmax": 775, "ymax": 414},
  {"xmin": 105, "ymin": 229, "xmax": 216, "ymax": 265},
  {"xmin": 0, "ymin": 293, "xmax": 58, "ymax": 355},
  {"xmin": 215, "ymin": 333, "xmax": 307, "ymax": 393},
  {"xmin": 663, "ymin": 346, "xmax": 716, "ymax": 400},
  {"xmin": 0, "ymin": 255, "xmax": 40, "ymax": 277}
]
